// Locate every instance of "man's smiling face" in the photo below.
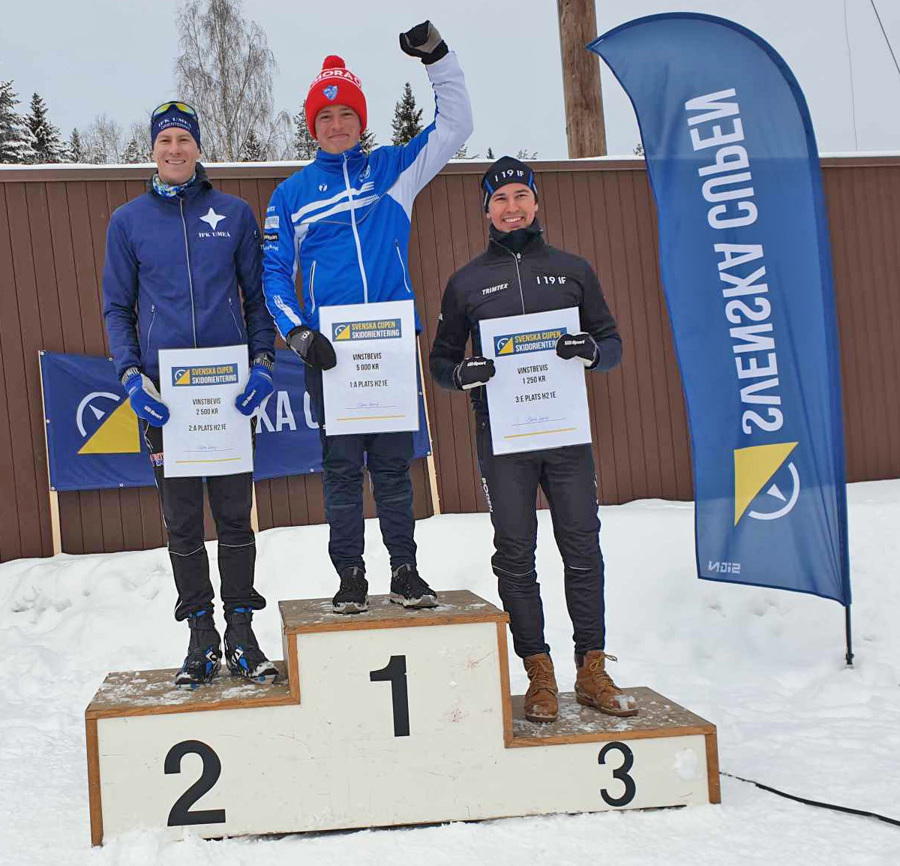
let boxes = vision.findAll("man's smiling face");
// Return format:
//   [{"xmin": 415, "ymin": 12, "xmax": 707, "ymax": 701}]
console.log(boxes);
[
  {"xmin": 487, "ymin": 183, "xmax": 539, "ymax": 233},
  {"xmin": 152, "ymin": 129, "xmax": 200, "ymax": 185}
]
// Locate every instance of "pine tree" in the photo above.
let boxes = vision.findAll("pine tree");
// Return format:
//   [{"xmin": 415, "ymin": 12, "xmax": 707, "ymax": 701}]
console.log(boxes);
[
  {"xmin": 453, "ymin": 144, "xmax": 478, "ymax": 159},
  {"xmin": 66, "ymin": 128, "xmax": 86, "ymax": 163},
  {"xmin": 391, "ymin": 82, "xmax": 422, "ymax": 145},
  {"xmin": 359, "ymin": 128, "xmax": 377, "ymax": 155},
  {"xmin": 121, "ymin": 137, "xmax": 146, "ymax": 164},
  {"xmin": 293, "ymin": 107, "xmax": 317, "ymax": 160},
  {"xmin": 516, "ymin": 148, "xmax": 538, "ymax": 160},
  {"xmin": 241, "ymin": 129, "xmax": 264, "ymax": 161},
  {"xmin": 25, "ymin": 93, "xmax": 63, "ymax": 164},
  {"xmin": 486, "ymin": 147, "xmax": 495, "ymax": 160},
  {"xmin": 0, "ymin": 80, "xmax": 36, "ymax": 164}
]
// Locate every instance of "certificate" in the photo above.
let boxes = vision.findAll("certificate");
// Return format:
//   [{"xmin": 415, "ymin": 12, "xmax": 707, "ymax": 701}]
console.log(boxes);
[
  {"xmin": 159, "ymin": 346, "xmax": 252, "ymax": 478},
  {"xmin": 480, "ymin": 308, "xmax": 592, "ymax": 455},
  {"xmin": 318, "ymin": 300, "xmax": 419, "ymax": 436}
]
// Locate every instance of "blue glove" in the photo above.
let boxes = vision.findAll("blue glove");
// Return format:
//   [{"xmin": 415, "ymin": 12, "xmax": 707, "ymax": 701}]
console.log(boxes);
[
  {"xmin": 123, "ymin": 369, "xmax": 170, "ymax": 426},
  {"xmin": 235, "ymin": 359, "xmax": 275, "ymax": 416}
]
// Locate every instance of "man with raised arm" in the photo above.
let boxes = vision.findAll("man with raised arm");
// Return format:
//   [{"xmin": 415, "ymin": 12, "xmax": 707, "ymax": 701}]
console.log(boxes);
[
  {"xmin": 103, "ymin": 101, "xmax": 278, "ymax": 688},
  {"xmin": 263, "ymin": 22, "xmax": 473, "ymax": 614},
  {"xmin": 429, "ymin": 156, "xmax": 638, "ymax": 723}
]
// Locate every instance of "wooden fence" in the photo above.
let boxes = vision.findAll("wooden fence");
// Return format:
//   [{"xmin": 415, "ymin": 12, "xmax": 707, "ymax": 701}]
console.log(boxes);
[{"xmin": 1, "ymin": 155, "xmax": 898, "ymax": 561}]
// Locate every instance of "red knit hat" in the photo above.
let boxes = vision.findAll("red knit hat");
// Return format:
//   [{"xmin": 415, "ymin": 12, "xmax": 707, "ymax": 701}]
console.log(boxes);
[{"xmin": 305, "ymin": 56, "xmax": 367, "ymax": 140}]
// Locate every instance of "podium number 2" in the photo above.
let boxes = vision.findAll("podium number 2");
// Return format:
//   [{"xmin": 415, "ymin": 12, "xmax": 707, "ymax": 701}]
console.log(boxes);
[
  {"xmin": 598, "ymin": 742, "xmax": 636, "ymax": 807},
  {"xmin": 370, "ymin": 655, "xmax": 410, "ymax": 737},
  {"xmin": 165, "ymin": 740, "xmax": 227, "ymax": 826}
]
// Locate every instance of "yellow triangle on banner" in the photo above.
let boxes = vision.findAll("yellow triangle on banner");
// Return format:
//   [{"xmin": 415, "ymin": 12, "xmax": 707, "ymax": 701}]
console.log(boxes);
[
  {"xmin": 78, "ymin": 399, "xmax": 141, "ymax": 455},
  {"xmin": 734, "ymin": 442, "xmax": 798, "ymax": 526},
  {"xmin": 174, "ymin": 368, "xmax": 191, "ymax": 385},
  {"xmin": 497, "ymin": 338, "xmax": 514, "ymax": 356}
]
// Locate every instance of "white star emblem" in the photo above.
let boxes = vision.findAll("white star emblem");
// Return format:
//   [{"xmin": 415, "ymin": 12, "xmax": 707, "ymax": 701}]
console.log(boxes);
[{"xmin": 200, "ymin": 207, "xmax": 226, "ymax": 230}]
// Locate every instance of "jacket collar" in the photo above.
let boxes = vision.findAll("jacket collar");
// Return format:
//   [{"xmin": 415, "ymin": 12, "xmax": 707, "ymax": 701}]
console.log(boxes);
[
  {"xmin": 488, "ymin": 220, "xmax": 545, "ymax": 256},
  {"xmin": 147, "ymin": 163, "xmax": 213, "ymax": 202},
  {"xmin": 314, "ymin": 143, "xmax": 367, "ymax": 175}
]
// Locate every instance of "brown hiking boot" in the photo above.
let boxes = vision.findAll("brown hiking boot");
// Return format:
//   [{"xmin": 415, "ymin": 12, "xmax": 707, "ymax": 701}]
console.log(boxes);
[
  {"xmin": 523, "ymin": 653, "xmax": 559, "ymax": 723},
  {"xmin": 575, "ymin": 650, "xmax": 638, "ymax": 717}
]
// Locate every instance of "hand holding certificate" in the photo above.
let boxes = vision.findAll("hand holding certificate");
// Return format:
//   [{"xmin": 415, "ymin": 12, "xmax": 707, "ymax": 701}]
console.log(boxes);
[
  {"xmin": 159, "ymin": 346, "xmax": 252, "ymax": 477},
  {"xmin": 480, "ymin": 308, "xmax": 592, "ymax": 455},
  {"xmin": 318, "ymin": 300, "xmax": 419, "ymax": 436}
]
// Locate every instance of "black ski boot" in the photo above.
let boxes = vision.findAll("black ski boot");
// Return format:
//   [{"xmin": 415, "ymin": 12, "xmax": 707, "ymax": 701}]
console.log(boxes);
[
  {"xmin": 174, "ymin": 608, "xmax": 221, "ymax": 688},
  {"xmin": 390, "ymin": 564, "xmax": 438, "ymax": 609},
  {"xmin": 223, "ymin": 607, "xmax": 278, "ymax": 683},
  {"xmin": 332, "ymin": 566, "xmax": 368, "ymax": 614}
]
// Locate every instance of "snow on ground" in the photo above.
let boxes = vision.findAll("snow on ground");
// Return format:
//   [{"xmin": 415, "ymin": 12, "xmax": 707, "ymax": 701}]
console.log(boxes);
[{"xmin": 1, "ymin": 480, "xmax": 899, "ymax": 865}]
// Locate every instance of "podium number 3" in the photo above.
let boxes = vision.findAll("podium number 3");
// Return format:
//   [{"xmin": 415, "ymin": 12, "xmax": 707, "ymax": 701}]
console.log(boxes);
[
  {"xmin": 165, "ymin": 740, "xmax": 227, "ymax": 826},
  {"xmin": 598, "ymin": 741, "xmax": 636, "ymax": 807},
  {"xmin": 370, "ymin": 655, "xmax": 410, "ymax": 737}
]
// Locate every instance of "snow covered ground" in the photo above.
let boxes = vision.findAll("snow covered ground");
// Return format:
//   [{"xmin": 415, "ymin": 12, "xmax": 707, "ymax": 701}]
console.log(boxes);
[{"xmin": 1, "ymin": 480, "xmax": 899, "ymax": 865}]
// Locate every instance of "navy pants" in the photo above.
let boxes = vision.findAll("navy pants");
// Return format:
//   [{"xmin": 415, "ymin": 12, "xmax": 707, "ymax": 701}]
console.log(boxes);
[
  {"xmin": 476, "ymin": 416, "xmax": 605, "ymax": 659},
  {"xmin": 145, "ymin": 424, "xmax": 266, "ymax": 622},
  {"xmin": 306, "ymin": 368, "xmax": 417, "ymax": 576}
]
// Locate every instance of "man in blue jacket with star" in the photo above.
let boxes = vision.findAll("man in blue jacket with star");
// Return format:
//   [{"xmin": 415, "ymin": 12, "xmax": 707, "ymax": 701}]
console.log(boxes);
[
  {"xmin": 263, "ymin": 22, "xmax": 473, "ymax": 614},
  {"xmin": 103, "ymin": 102, "xmax": 278, "ymax": 687}
]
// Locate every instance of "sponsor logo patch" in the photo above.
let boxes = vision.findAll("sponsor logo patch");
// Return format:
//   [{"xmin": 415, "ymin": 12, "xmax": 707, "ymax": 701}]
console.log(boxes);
[
  {"xmin": 264, "ymin": 232, "xmax": 279, "ymax": 243},
  {"xmin": 481, "ymin": 282, "xmax": 509, "ymax": 296},
  {"xmin": 264, "ymin": 215, "xmax": 279, "ymax": 230},
  {"xmin": 494, "ymin": 328, "xmax": 567, "ymax": 356},
  {"xmin": 332, "ymin": 319, "xmax": 402, "ymax": 342},
  {"xmin": 171, "ymin": 364, "xmax": 240, "ymax": 387},
  {"xmin": 324, "ymin": 85, "xmax": 338, "ymax": 101}
]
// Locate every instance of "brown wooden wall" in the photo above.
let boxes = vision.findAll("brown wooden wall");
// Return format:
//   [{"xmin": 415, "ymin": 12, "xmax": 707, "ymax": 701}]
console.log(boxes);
[{"xmin": 0, "ymin": 156, "xmax": 898, "ymax": 562}]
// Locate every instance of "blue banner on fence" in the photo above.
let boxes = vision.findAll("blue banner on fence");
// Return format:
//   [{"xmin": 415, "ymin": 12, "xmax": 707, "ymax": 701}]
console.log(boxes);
[
  {"xmin": 590, "ymin": 14, "xmax": 850, "ymax": 605},
  {"xmin": 41, "ymin": 350, "xmax": 431, "ymax": 491}
]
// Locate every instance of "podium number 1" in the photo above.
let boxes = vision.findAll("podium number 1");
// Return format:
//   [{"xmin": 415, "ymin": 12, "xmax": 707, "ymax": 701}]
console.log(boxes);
[{"xmin": 370, "ymin": 655, "xmax": 410, "ymax": 737}]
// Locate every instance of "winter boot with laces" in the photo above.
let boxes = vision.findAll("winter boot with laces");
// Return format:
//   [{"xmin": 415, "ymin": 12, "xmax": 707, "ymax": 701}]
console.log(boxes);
[
  {"xmin": 174, "ymin": 608, "xmax": 221, "ymax": 689},
  {"xmin": 523, "ymin": 652, "xmax": 559, "ymax": 723},
  {"xmin": 223, "ymin": 607, "xmax": 279, "ymax": 683},
  {"xmin": 390, "ymin": 563, "xmax": 438, "ymax": 609},
  {"xmin": 332, "ymin": 566, "xmax": 369, "ymax": 614},
  {"xmin": 575, "ymin": 650, "xmax": 638, "ymax": 717}
]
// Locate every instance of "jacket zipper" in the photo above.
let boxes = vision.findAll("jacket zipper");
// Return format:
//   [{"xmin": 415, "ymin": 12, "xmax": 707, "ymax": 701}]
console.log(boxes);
[
  {"xmin": 308, "ymin": 260, "xmax": 318, "ymax": 315},
  {"xmin": 179, "ymin": 198, "xmax": 198, "ymax": 347},
  {"xmin": 342, "ymin": 154, "xmax": 369, "ymax": 303},
  {"xmin": 146, "ymin": 304, "xmax": 157, "ymax": 349},
  {"xmin": 394, "ymin": 241, "xmax": 411, "ymax": 294},
  {"xmin": 227, "ymin": 297, "xmax": 243, "ymax": 340},
  {"xmin": 511, "ymin": 250, "xmax": 526, "ymax": 313}
]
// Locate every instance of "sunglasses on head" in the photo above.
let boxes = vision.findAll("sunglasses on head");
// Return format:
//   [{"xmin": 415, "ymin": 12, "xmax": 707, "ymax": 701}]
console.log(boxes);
[{"xmin": 151, "ymin": 101, "xmax": 198, "ymax": 119}]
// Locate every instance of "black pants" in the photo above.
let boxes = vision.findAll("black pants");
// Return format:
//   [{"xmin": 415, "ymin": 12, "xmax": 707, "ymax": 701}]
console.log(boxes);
[
  {"xmin": 476, "ymin": 416, "xmax": 605, "ymax": 659},
  {"xmin": 306, "ymin": 368, "xmax": 417, "ymax": 576},
  {"xmin": 145, "ymin": 424, "xmax": 266, "ymax": 622}
]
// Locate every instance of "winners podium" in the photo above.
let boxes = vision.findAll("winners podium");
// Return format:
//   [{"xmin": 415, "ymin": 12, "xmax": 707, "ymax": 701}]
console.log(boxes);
[{"xmin": 85, "ymin": 591, "xmax": 720, "ymax": 845}]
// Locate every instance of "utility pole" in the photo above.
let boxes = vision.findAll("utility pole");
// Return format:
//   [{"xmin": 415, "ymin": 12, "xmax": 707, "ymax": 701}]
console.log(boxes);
[{"xmin": 557, "ymin": 0, "xmax": 607, "ymax": 157}]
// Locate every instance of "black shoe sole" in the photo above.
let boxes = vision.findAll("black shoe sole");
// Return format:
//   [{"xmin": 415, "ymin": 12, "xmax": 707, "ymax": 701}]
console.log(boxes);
[
  {"xmin": 389, "ymin": 592, "xmax": 438, "ymax": 609},
  {"xmin": 333, "ymin": 599, "xmax": 369, "ymax": 614}
]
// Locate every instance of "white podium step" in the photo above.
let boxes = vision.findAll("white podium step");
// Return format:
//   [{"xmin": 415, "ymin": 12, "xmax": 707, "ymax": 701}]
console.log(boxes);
[{"xmin": 85, "ymin": 591, "xmax": 719, "ymax": 845}]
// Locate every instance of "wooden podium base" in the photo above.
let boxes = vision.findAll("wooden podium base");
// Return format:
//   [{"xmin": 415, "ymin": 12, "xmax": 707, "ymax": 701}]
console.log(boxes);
[{"xmin": 86, "ymin": 591, "xmax": 719, "ymax": 844}]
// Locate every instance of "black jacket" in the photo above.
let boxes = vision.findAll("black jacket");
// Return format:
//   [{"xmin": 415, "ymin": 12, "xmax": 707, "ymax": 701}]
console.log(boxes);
[{"xmin": 429, "ymin": 222, "xmax": 621, "ymax": 413}]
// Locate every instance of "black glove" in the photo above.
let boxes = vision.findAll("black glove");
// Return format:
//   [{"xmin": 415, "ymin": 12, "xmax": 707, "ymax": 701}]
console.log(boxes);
[
  {"xmin": 287, "ymin": 326, "xmax": 337, "ymax": 371},
  {"xmin": 453, "ymin": 356, "xmax": 495, "ymax": 390},
  {"xmin": 556, "ymin": 333, "xmax": 598, "ymax": 367},
  {"xmin": 399, "ymin": 21, "xmax": 449, "ymax": 65}
]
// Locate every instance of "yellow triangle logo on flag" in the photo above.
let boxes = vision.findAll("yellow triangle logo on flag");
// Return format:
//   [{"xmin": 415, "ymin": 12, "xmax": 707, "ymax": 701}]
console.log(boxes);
[
  {"xmin": 733, "ymin": 442, "xmax": 798, "ymax": 526},
  {"xmin": 77, "ymin": 400, "xmax": 141, "ymax": 455}
]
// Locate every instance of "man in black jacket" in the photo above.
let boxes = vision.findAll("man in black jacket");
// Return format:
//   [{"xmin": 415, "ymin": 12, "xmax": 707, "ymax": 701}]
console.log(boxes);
[{"xmin": 429, "ymin": 156, "xmax": 637, "ymax": 723}]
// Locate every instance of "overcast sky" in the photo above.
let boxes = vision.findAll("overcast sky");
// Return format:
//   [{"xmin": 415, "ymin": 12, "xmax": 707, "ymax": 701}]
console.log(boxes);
[{"xmin": 2, "ymin": 0, "xmax": 899, "ymax": 158}]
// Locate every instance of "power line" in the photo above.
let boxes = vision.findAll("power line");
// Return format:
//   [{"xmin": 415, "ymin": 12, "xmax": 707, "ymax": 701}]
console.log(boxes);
[
  {"xmin": 869, "ymin": 0, "xmax": 900, "ymax": 79},
  {"xmin": 843, "ymin": 0, "xmax": 860, "ymax": 149}
]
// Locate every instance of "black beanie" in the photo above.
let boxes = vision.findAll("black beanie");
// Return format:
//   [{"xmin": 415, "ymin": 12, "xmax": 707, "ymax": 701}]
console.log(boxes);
[{"xmin": 481, "ymin": 156, "xmax": 538, "ymax": 211}]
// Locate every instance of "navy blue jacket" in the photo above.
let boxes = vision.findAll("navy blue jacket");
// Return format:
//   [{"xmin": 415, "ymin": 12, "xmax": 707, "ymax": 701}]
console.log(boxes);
[{"xmin": 103, "ymin": 167, "xmax": 275, "ymax": 382}]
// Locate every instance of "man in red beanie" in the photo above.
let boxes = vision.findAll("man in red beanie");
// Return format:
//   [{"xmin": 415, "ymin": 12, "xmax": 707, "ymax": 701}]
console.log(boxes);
[{"xmin": 263, "ymin": 22, "xmax": 473, "ymax": 614}]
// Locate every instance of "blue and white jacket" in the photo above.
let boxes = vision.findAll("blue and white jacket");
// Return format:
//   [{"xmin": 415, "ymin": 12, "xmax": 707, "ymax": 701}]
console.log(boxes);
[
  {"xmin": 103, "ymin": 167, "xmax": 275, "ymax": 382},
  {"xmin": 262, "ymin": 52, "xmax": 473, "ymax": 336}
]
